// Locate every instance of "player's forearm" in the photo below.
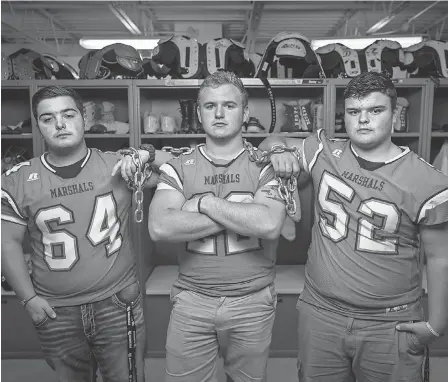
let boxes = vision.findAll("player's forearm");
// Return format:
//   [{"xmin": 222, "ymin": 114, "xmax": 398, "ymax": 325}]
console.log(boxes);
[
  {"xmin": 200, "ymin": 196, "xmax": 282, "ymax": 240},
  {"xmin": 426, "ymin": 257, "xmax": 448, "ymax": 335},
  {"xmin": 1, "ymin": 241, "xmax": 36, "ymax": 301},
  {"xmin": 148, "ymin": 210, "xmax": 224, "ymax": 242}
]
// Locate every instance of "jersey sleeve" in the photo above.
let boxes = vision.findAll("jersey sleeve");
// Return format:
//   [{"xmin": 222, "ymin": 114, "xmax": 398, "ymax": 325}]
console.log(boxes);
[
  {"xmin": 302, "ymin": 129, "xmax": 326, "ymax": 173},
  {"xmin": 414, "ymin": 159, "xmax": 448, "ymax": 226},
  {"xmin": 1, "ymin": 164, "xmax": 30, "ymax": 226},
  {"xmin": 157, "ymin": 157, "xmax": 185, "ymax": 195},
  {"xmin": 257, "ymin": 163, "xmax": 278, "ymax": 189},
  {"xmin": 100, "ymin": 150, "xmax": 123, "ymax": 167}
]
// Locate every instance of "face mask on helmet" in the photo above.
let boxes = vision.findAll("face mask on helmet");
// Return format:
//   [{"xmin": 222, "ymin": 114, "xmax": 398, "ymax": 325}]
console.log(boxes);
[
  {"xmin": 8, "ymin": 49, "xmax": 53, "ymax": 80},
  {"xmin": 404, "ymin": 40, "xmax": 448, "ymax": 78},
  {"xmin": 255, "ymin": 32, "xmax": 324, "ymax": 79},
  {"xmin": 81, "ymin": 43, "xmax": 144, "ymax": 79},
  {"xmin": 203, "ymin": 38, "xmax": 254, "ymax": 77},
  {"xmin": 358, "ymin": 40, "xmax": 406, "ymax": 77},
  {"xmin": 316, "ymin": 43, "xmax": 361, "ymax": 78},
  {"xmin": 42, "ymin": 54, "xmax": 79, "ymax": 79},
  {"xmin": 79, "ymin": 51, "xmax": 98, "ymax": 79},
  {"xmin": 142, "ymin": 58, "xmax": 171, "ymax": 79},
  {"xmin": 2, "ymin": 52, "xmax": 12, "ymax": 80},
  {"xmin": 151, "ymin": 35, "xmax": 202, "ymax": 79}
]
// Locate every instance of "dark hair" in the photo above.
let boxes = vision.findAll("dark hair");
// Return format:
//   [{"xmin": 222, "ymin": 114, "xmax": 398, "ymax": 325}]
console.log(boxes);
[
  {"xmin": 32, "ymin": 85, "xmax": 84, "ymax": 120},
  {"xmin": 344, "ymin": 71, "xmax": 397, "ymax": 110},
  {"xmin": 197, "ymin": 70, "xmax": 248, "ymax": 108}
]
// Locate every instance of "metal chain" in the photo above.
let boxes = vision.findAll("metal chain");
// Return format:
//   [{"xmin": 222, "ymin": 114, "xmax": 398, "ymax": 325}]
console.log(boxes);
[
  {"xmin": 243, "ymin": 140, "xmax": 301, "ymax": 217},
  {"xmin": 159, "ymin": 142, "xmax": 302, "ymax": 217},
  {"xmin": 119, "ymin": 148, "xmax": 152, "ymax": 223},
  {"xmin": 161, "ymin": 146, "xmax": 194, "ymax": 157}
]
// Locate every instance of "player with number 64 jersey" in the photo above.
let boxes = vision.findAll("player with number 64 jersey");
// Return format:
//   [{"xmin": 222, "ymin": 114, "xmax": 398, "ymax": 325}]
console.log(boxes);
[{"xmin": 1, "ymin": 149, "xmax": 135, "ymax": 307}]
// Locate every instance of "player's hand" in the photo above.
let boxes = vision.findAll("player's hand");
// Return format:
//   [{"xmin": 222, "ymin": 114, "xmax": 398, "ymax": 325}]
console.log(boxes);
[
  {"xmin": 396, "ymin": 321, "xmax": 439, "ymax": 346},
  {"xmin": 111, "ymin": 150, "xmax": 150, "ymax": 182},
  {"xmin": 25, "ymin": 295, "xmax": 56, "ymax": 325},
  {"xmin": 270, "ymin": 152, "xmax": 300, "ymax": 179},
  {"xmin": 182, "ymin": 196, "xmax": 202, "ymax": 213},
  {"xmin": 111, "ymin": 156, "xmax": 135, "ymax": 183}
]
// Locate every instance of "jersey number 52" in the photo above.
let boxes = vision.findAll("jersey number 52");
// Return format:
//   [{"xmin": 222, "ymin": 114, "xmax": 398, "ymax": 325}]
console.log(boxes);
[{"xmin": 318, "ymin": 172, "xmax": 400, "ymax": 254}]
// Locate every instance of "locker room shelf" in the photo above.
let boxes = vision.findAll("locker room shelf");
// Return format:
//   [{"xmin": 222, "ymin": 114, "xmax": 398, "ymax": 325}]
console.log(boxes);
[
  {"xmin": 84, "ymin": 134, "xmax": 130, "ymax": 139},
  {"xmin": 334, "ymin": 132, "xmax": 421, "ymax": 138},
  {"xmin": 1, "ymin": 288, "xmax": 16, "ymax": 296},
  {"xmin": 431, "ymin": 132, "xmax": 448, "ymax": 138},
  {"xmin": 145, "ymin": 264, "xmax": 306, "ymax": 296},
  {"xmin": 134, "ymin": 78, "xmax": 328, "ymax": 88},
  {"xmin": 141, "ymin": 132, "xmax": 313, "ymax": 139},
  {"xmin": 0, "ymin": 134, "xmax": 33, "ymax": 139}
]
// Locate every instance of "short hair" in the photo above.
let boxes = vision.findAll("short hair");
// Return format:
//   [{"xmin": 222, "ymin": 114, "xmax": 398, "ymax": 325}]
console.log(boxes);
[
  {"xmin": 344, "ymin": 71, "xmax": 397, "ymax": 110},
  {"xmin": 197, "ymin": 70, "xmax": 248, "ymax": 108},
  {"xmin": 32, "ymin": 85, "xmax": 84, "ymax": 120}
]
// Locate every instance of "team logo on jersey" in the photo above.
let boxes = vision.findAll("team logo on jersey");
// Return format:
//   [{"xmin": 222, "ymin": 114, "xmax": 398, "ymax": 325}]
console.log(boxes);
[
  {"xmin": 332, "ymin": 149, "xmax": 343, "ymax": 158},
  {"xmin": 184, "ymin": 159, "xmax": 195, "ymax": 166},
  {"xmin": 27, "ymin": 173, "xmax": 39, "ymax": 181}
]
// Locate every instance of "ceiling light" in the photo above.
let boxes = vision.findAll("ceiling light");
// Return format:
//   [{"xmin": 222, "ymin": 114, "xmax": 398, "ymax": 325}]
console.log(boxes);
[
  {"xmin": 79, "ymin": 38, "xmax": 160, "ymax": 50},
  {"xmin": 311, "ymin": 36, "xmax": 424, "ymax": 50}
]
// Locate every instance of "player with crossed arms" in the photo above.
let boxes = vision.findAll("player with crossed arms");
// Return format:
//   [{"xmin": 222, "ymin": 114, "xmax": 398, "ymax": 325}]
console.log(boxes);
[
  {"xmin": 260, "ymin": 71, "xmax": 448, "ymax": 382},
  {"xmin": 1, "ymin": 85, "xmax": 172, "ymax": 382},
  {"xmin": 148, "ymin": 71, "xmax": 289, "ymax": 382}
]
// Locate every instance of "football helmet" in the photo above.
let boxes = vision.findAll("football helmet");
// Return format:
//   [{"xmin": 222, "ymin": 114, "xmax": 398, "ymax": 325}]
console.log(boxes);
[
  {"xmin": 404, "ymin": 40, "xmax": 448, "ymax": 78},
  {"xmin": 151, "ymin": 35, "xmax": 203, "ymax": 79},
  {"xmin": 316, "ymin": 43, "xmax": 361, "ymax": 78}
]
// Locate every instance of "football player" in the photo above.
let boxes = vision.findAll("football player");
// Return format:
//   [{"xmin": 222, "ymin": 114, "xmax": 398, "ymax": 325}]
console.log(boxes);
[
  {"xmin": 260, "ymin": 71, "xmax": 448, "ymax": 382},
  {"xmin": 148, "ymin": 71, "xmax": 287, "ymax": 382},
  {"xmin": 1, "ymin": 85, "xmax": 172, "ymax": 382}
]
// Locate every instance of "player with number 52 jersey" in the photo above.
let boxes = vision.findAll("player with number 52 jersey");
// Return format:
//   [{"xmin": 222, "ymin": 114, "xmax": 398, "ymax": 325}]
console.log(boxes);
[
  {"xmin": 1, "ymin": 149, "xmax": 135, "ymax": 307},
  {"xmin": 300, "ymin": 129, "xmax": 448, "ymax": 320}
]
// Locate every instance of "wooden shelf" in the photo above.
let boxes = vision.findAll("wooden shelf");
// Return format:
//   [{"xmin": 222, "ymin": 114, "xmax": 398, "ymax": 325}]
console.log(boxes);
[
  {"xmin": 431, "ymin": 132, "xmax": 448, "ymax": 138},
  {"xmin": 1, "ymin": 288, "xmax": 16, "ymax": 296},
  {"xmin": 84, "ymin": 134, "xmax": 129, "ymax": 139},
  {"xmin": 135, "ymin": 78, "xmax": 328, "ymax": 88},
  {"xmin": 1, "ymin": 133, "xmax": 33, "ymax": 139},
  {"xmin": 142, "ymin": 132, "xmax": 312, "ymax": 139},
  {"xmin": 334, "ymin": 132, "xmax": 420, "ymax": 138},
  {"xmin": 332, "ymin": 78, "xmax": 429, "ymax": 87},
  {"xmin": 145, "ymin": 264, "xmax": 305, "ymax": 296}
]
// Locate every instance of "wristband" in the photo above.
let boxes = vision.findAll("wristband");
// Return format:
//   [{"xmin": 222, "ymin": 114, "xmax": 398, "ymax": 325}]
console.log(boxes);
[
  {"xmin": 21, "ymin": 294, "xmax": 37, "ymax": 307},
  {"xmin": 197, "ymin": 194, "xmax": 208, "ymax": 214},
  {"xmin": 426, "ymin": 322, "xmax": 442, "ymax": 337},
  {"xmin": 139, "ymin": 144, "xmax": 156, "ymax": 163}
]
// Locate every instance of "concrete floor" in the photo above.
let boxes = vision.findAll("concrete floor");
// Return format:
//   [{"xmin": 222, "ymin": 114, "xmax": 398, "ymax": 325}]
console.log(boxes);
[{"xmin": 2, "ymin": 357, "xmax": 448, "ymax": 382}]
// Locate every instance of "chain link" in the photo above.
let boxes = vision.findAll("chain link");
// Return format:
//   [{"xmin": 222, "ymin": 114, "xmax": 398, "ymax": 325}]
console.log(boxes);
[
  {"xmin": 243, "ymin": 140, "xmax": 301, "ymax": 217},
  {"xmin": 159, "ymin": 142, "xmax": 301, "ymax": 218},
  {"xmin": 161, "ymin": 146, "xmax": 194, "ymax": 157},
  {"xmin": 120, "ymin": 148, "xmax": 152, "ymax": 223}
]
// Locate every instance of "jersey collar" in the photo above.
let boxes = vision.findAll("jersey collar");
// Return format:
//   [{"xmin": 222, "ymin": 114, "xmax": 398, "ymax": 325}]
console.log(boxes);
[
  {"xmin": 40, "ymin": 148, "xmax": 91, "ymax": 173},
  {"xmin": 198, "ymin": 144, "xmax": 246, "ymax": 167},
  {"xmin": 350, "ymin": 144, "xmax": 410, "ymax": 164}
]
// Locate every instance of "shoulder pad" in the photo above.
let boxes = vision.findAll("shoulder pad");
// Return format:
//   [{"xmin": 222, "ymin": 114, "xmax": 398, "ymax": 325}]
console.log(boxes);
[{"xmin": 3, "ymin": 161, "xmax": 32, "ymax": 177}]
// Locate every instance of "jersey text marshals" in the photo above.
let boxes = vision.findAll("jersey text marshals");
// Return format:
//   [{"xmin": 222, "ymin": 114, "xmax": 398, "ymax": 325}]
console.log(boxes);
[{"xmin": 50, "ymin": 182, "xmax": 94, "ymax": 198}]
